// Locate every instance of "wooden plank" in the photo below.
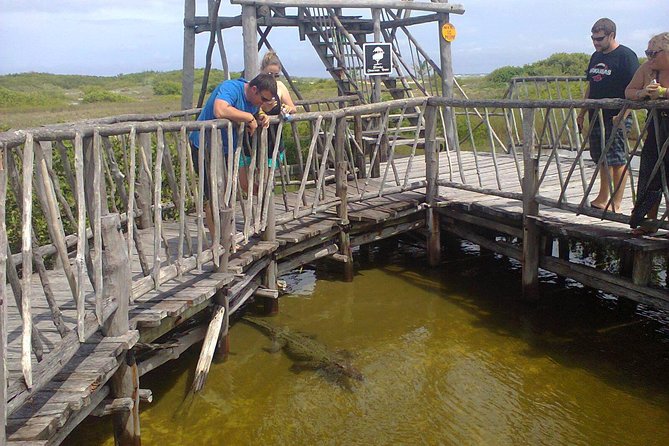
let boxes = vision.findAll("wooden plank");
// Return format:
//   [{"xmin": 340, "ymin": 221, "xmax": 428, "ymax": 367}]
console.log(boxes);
[
  {"xmin": 1, "ymin": 142, "xmax": 8, "ymax": 446},
  {"xmin": 21, "ymin": 134, "xmax": 35, "ymax": 389}
]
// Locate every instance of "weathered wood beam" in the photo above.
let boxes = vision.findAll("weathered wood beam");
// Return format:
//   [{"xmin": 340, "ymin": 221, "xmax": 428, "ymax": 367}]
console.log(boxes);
[
  {"xmin": 188, "ymin": 15, "xmax": 302, "ymax": 31},
  {"xmin": 521, "ymin": 108, "xmax": 540, "ymax": 300},
  {"xmin": 380, "ymin": 12, "xmax": 439, "ymax": 28},
  {"xmin": 136, "ymin": 326, "xmax": 206, "ymax": 376},
  {"xmin": 100, "ymin": 214, "xmax": 140, "ymax": 445},
  {"xmin": 230, "ymin": 0, "xmax": 465, "ymax": 14},
  {"xmin": 278, "ymin": 243, "xmax": 339, "ymax": 275},
  {"xmin": 0, "ymin": 143, "xmax": 7, "ymax": 446},
  {"xmin": 182, "ymin": 0, "xmax": 196, "ymax": 109},
  {"xmin": 91, "ymin": 397, "xmax": 134, "ymax": 417},
  {"xmin": 191, "ymin": 305, "xmax": 225, "ymax": 392}
]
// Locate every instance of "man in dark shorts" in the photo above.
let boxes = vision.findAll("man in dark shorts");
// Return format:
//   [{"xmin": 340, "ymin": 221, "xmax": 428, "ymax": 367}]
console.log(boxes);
[
  {"xmin": 577, "ymin": 18, "xmax": 639, "ymax": 212},
  {"xmin": 189, "ymin": 73, "xmax": 276, "ymax": 238}
]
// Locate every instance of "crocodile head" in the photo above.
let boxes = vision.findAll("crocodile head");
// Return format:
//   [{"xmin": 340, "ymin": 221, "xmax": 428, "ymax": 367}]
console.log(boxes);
[{"xmin": 329, "ymin": 360, "xmax": 364, "ymax": 382}]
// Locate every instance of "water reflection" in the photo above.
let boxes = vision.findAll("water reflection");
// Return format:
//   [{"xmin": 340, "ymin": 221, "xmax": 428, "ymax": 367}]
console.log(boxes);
[{"xmin": 68, "ymin": 238, "xmax": 669, "ymax": 446}]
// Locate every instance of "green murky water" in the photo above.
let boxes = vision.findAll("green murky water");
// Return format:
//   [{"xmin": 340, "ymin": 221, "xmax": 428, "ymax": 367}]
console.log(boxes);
[{"xmin": 68, "ymin": 240, "xmax": 669, "ymax": 446}]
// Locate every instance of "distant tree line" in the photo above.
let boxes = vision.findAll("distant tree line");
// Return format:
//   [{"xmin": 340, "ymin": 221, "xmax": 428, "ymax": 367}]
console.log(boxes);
[{"xmin": 486, "ymin": 52, "xmax": 592, "ymax": 84}]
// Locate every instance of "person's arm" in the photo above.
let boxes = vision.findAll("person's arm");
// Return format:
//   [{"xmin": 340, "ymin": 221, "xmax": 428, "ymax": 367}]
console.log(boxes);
[
  {"xmin": 624, "ymin": 64, "xmax": 666, "ymax": 101},
  {"xmin": 278, "ymin": 82, "xmax": 297, "ymax": 114},
  {"xmin": 213, "ymin": 98, "xmax": 258, "ymax": 133},
  {"xmin": 576, "ymin": 83, "xmax": 590, "ymax": 131},
  {"xmin": 625, "ymin": 65, "xmax": 648, "ymax": 100}
]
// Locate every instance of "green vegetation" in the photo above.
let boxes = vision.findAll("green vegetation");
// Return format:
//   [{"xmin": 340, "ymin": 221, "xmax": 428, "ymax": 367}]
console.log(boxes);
[
  {"xmin": 486, "ymin": 52, "xmax": 591, "ymax": 84},
  {"xmin": 82, "ymin": 86, "xmax": 134, "ymax": 103},
  {"xmin": 0, "ymin": 69, "xmax": 341, "ymax": 130}
]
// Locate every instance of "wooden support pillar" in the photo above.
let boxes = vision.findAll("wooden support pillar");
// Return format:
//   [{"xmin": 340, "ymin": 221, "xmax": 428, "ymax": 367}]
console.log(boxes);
[
  {"xmin": 521, "ymin": 108, "xmax": 540, "ymax": 300},
  {"xmin": 437, "ymin": 6, "xmax": 458, "ymax": 155},
  {"xmin": 424, "ymin": 104, "xmax": 441, "ymax": 267},
  {"xmin": 371, "ymin": 9, "xmax": 382, "ymax": 103},
  {"xmin": 335, "ymin": 116, "xmax": 354, "ymax": 281},
  {"xmin": 242, "ymin": 5, "xmax": 259, "ymax": 80},
  {"xmin": 632, "ymin": 251, "xmax": 653, "ymax": 287},
  {"xmin": 0, "ymin": 145, "xmax": 8, "ymax": 446},
  {"xmin": 181, "ymin": 0, "xmax": 196, "ymax": 110},
  {"xmin": 261, "ymin": 194, "xmax": 278, "ymax": 314},
  {"xmin": 370, "ymin": 8, "xmax": 383, "ymax": 177},
  {"xmin": 101, "ymin": 214, "xmax": 140, "ymax": 446},
  {"xmin": 215, "ymin": 208, "xmax": 232, "ymax": 359},
  {"xmin": 558, "ymin": 237, "xmax": 570, "ymax": 261}
]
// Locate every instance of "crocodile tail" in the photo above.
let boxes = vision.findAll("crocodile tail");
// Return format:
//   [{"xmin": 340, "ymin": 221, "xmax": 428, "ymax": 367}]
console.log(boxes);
[{"xmin": 241, "ymin": 315, "xmax": 275, "ymax": 336}]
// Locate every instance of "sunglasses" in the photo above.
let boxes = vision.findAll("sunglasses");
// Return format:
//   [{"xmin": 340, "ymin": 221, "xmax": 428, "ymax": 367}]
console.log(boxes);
[
  {"xmin": 260, "ymin": 94, "xmax": 275, "ymax": 103},
  {"xmin": 591, "ymin": 35, "xmax": 608, "ymax": 42},
  {"xmin": 645, "ymin": 49, "xmax": 664, "ymax": 59},
  {"xmin": 267, "ymin": 72, "xmax": 281, "ymax": 78}
]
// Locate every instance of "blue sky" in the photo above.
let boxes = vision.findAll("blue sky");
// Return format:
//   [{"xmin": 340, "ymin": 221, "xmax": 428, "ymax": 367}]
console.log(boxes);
[{"xmin": 0, "ymin": 0, "xmax": 665, "ymax": 77}]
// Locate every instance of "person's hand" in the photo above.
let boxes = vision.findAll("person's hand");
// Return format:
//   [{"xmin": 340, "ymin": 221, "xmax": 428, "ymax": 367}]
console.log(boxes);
[
  {"xmin": 612, "ymin": 113, "xmax": 622, "ymax": 128},
  {"xmin": 246, "ymin": 116, "xmax": 258, "ymax": 135},
  {"xmin": 576, "ymin": 114, "xmax": 585, "ymax": 132},
  {"xmin": 258, "ymin": 112, "xmax": 270, "ymax": 128},
  {"xmin": 282, "ymin": 104, "xmax": 297, "ymax": 115},
  {"xmin": 637, "ymin": 81, "xmax": 665, "ymax": 100}
]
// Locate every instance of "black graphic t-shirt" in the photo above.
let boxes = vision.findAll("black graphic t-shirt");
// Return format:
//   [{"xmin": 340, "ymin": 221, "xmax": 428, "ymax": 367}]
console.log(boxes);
[{"xmin": 586, "ymin": 44, "xmax": 639, "ymax": 120}]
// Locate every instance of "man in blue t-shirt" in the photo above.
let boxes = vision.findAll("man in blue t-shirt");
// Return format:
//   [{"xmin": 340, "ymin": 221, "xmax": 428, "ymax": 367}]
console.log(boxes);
[
  {"xmin": 577, "ymin": 18, "xmax": 639, "ymax": 212},
  {"xmin": 189, "ymin": 73, "xmax": 277, "ymax": 237}
]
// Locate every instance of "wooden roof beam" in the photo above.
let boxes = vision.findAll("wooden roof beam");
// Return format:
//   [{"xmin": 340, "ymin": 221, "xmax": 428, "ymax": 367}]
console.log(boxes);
[{"xmin": 230, "ymin": 0, "xmax": 465, "ymax": 15}]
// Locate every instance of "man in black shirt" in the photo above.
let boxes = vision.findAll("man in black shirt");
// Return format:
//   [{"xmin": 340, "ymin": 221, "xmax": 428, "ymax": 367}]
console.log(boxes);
[{"xmin": 577, "ymin": 18, "xmax": 639, "ymax": 212}]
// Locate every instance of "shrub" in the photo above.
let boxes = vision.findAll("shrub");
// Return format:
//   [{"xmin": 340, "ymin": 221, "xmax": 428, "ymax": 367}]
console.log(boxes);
[
  {"xmin": 153, "ymin": 80, "xmax": 181, "ymax": 96},
  {"xmin": 81, "ymin": 87, "xmax": 132, "ymax": 103},
  {"xmin": 486, "ymin": 66, "xmax": 525, "ymax": 84},
  {"xmin": 0, "ymin": 86, "xmax": 67, "ymax": 108}
]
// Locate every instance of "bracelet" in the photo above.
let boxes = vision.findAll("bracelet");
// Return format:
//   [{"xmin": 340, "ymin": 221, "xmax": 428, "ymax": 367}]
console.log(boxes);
[{"xmin": 659, "ymin": 86, "xmax": 668, "ymax": 99}]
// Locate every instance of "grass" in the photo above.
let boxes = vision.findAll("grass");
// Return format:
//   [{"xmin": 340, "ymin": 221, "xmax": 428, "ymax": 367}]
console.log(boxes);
[{"xmin": 0, "ymin": 70, "xmax": 346, "ymax": 131}]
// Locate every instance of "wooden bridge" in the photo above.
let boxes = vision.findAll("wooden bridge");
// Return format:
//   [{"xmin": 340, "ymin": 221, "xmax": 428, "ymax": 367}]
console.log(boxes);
[{"xmin": 1, "ymin": 93, "xmax": 668, "ymax": 444}]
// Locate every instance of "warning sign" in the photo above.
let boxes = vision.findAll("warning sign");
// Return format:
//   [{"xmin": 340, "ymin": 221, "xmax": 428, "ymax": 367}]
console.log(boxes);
[
  {"xmin": 363, "ymin": 43, "xmax": 392, "ymax": 76},
  {"xmin": 441, "ymin": 23, "xmax": 456, "ymax": 42}
]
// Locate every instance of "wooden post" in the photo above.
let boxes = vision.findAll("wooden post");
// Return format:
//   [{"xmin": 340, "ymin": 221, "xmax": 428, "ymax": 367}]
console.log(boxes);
[
  {"xmin": 370, "ymin": 9, "xmax": 385, "ymax": 174},
  {"xmin": 335, "ymin": 116, "xmax": 354, "ymax": 281},
  {"xmin": 371, "ymin": 9, "xmax": 382, "ymax": 104},
  {"xmin": 215, "ymin": 208, "xmax": 232, "ymax": 359},
  {"xmin": 521, "ymin": 108, "xmax": 540, "ymax": 300},
  {"xmin": 438, "ymin": 5, "xmax": 458, "ymax": 156},
  {"xmin": 261, "ymin": 200, "xmax": 279, "ymax": 314},
  {"xmin": 0, "ymin": 144, "xmax": 8, "ymax": 446},
  {"xmin": 181, "ymin": 0, "xmax": 196, "ymax": 110},
  {"xmin": 353, "ymin": 111, "xmax": 366, "ymax": 179},
  {"xmin": 101, "ymin": 214, "xmax": 140, "ymax": 446},
  {"xmin": 424, "ymin": 104, "xmax": 441, "ymax": 267},
  {"xmin": 135, "ymin": 133, "xmax": 153, "ymax": 230},
  {"xmin": 242, "ymin": 5, "xmax": 258, "ymax": 80}
]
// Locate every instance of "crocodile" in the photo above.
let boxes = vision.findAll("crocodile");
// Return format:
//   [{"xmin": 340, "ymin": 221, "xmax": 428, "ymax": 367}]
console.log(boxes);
[{"xmin": 242, "ymin": 315, "xmax": 363, "ymax": 388}]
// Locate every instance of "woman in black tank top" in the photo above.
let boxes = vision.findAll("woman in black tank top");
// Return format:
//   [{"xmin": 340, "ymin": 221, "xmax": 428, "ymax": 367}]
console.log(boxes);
[
  {"xmin": 259, "ymin": 51, "xmax": 297, "ymax": 165},
  {"xmin": 625, "ymin": 32, "xmax": 669, "ymax": 235}
]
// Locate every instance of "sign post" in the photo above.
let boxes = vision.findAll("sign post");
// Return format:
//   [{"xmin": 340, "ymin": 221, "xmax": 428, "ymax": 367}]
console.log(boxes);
[{"xmin": 363, "ymin": 43, "xmax": 392, "ymax": 76}]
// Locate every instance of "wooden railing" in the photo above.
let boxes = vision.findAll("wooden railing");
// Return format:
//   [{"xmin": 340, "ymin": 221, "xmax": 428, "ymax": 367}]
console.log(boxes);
[{"xmin": 1, "ymin": 95, "xmax": 668, "ymax": 441}]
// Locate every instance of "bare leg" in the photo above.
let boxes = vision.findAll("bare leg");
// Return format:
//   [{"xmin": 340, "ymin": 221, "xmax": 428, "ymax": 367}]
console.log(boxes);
[
  {"xmin": 591, "ymin": 165, "xmax": 627, "ymax": 212},
  {"xmin": 239, "ymin": 166, "xmax": 250, "ymax": 194},
  {"xmin": 204, "ymin": 201, "xmax": 215, "ymax": 246},
  {"xmin": 590, "ymin": 167, "xmax": 612, "ymax": 209},
  {"xmin": 631, "ymin": 202, "xmax": 660, "ymax": 235}
]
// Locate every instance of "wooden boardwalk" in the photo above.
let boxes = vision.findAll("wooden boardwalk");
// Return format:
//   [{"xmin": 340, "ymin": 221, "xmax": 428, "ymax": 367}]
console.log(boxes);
[{"xmin": 4, "ymin": 146, "xmax": 669, "ymax": 444}]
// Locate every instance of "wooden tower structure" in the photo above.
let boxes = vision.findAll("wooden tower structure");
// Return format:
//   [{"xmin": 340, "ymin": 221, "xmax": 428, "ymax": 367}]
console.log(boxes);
[{"xmin": 181, "ymin": 0, "xmax": 465, "ymax": 109}]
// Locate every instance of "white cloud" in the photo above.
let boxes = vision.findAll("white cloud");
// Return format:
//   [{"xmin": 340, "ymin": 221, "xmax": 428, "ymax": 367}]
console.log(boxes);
[{"xmin": 0, "ymin": 0, "xmax": 666, "ymax": 76}]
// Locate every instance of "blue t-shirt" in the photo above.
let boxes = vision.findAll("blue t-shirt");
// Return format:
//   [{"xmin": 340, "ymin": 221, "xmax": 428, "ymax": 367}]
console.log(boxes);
[{"xmin": 189, "ymin": 78, "xmax": 259, "ymax": 154}]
